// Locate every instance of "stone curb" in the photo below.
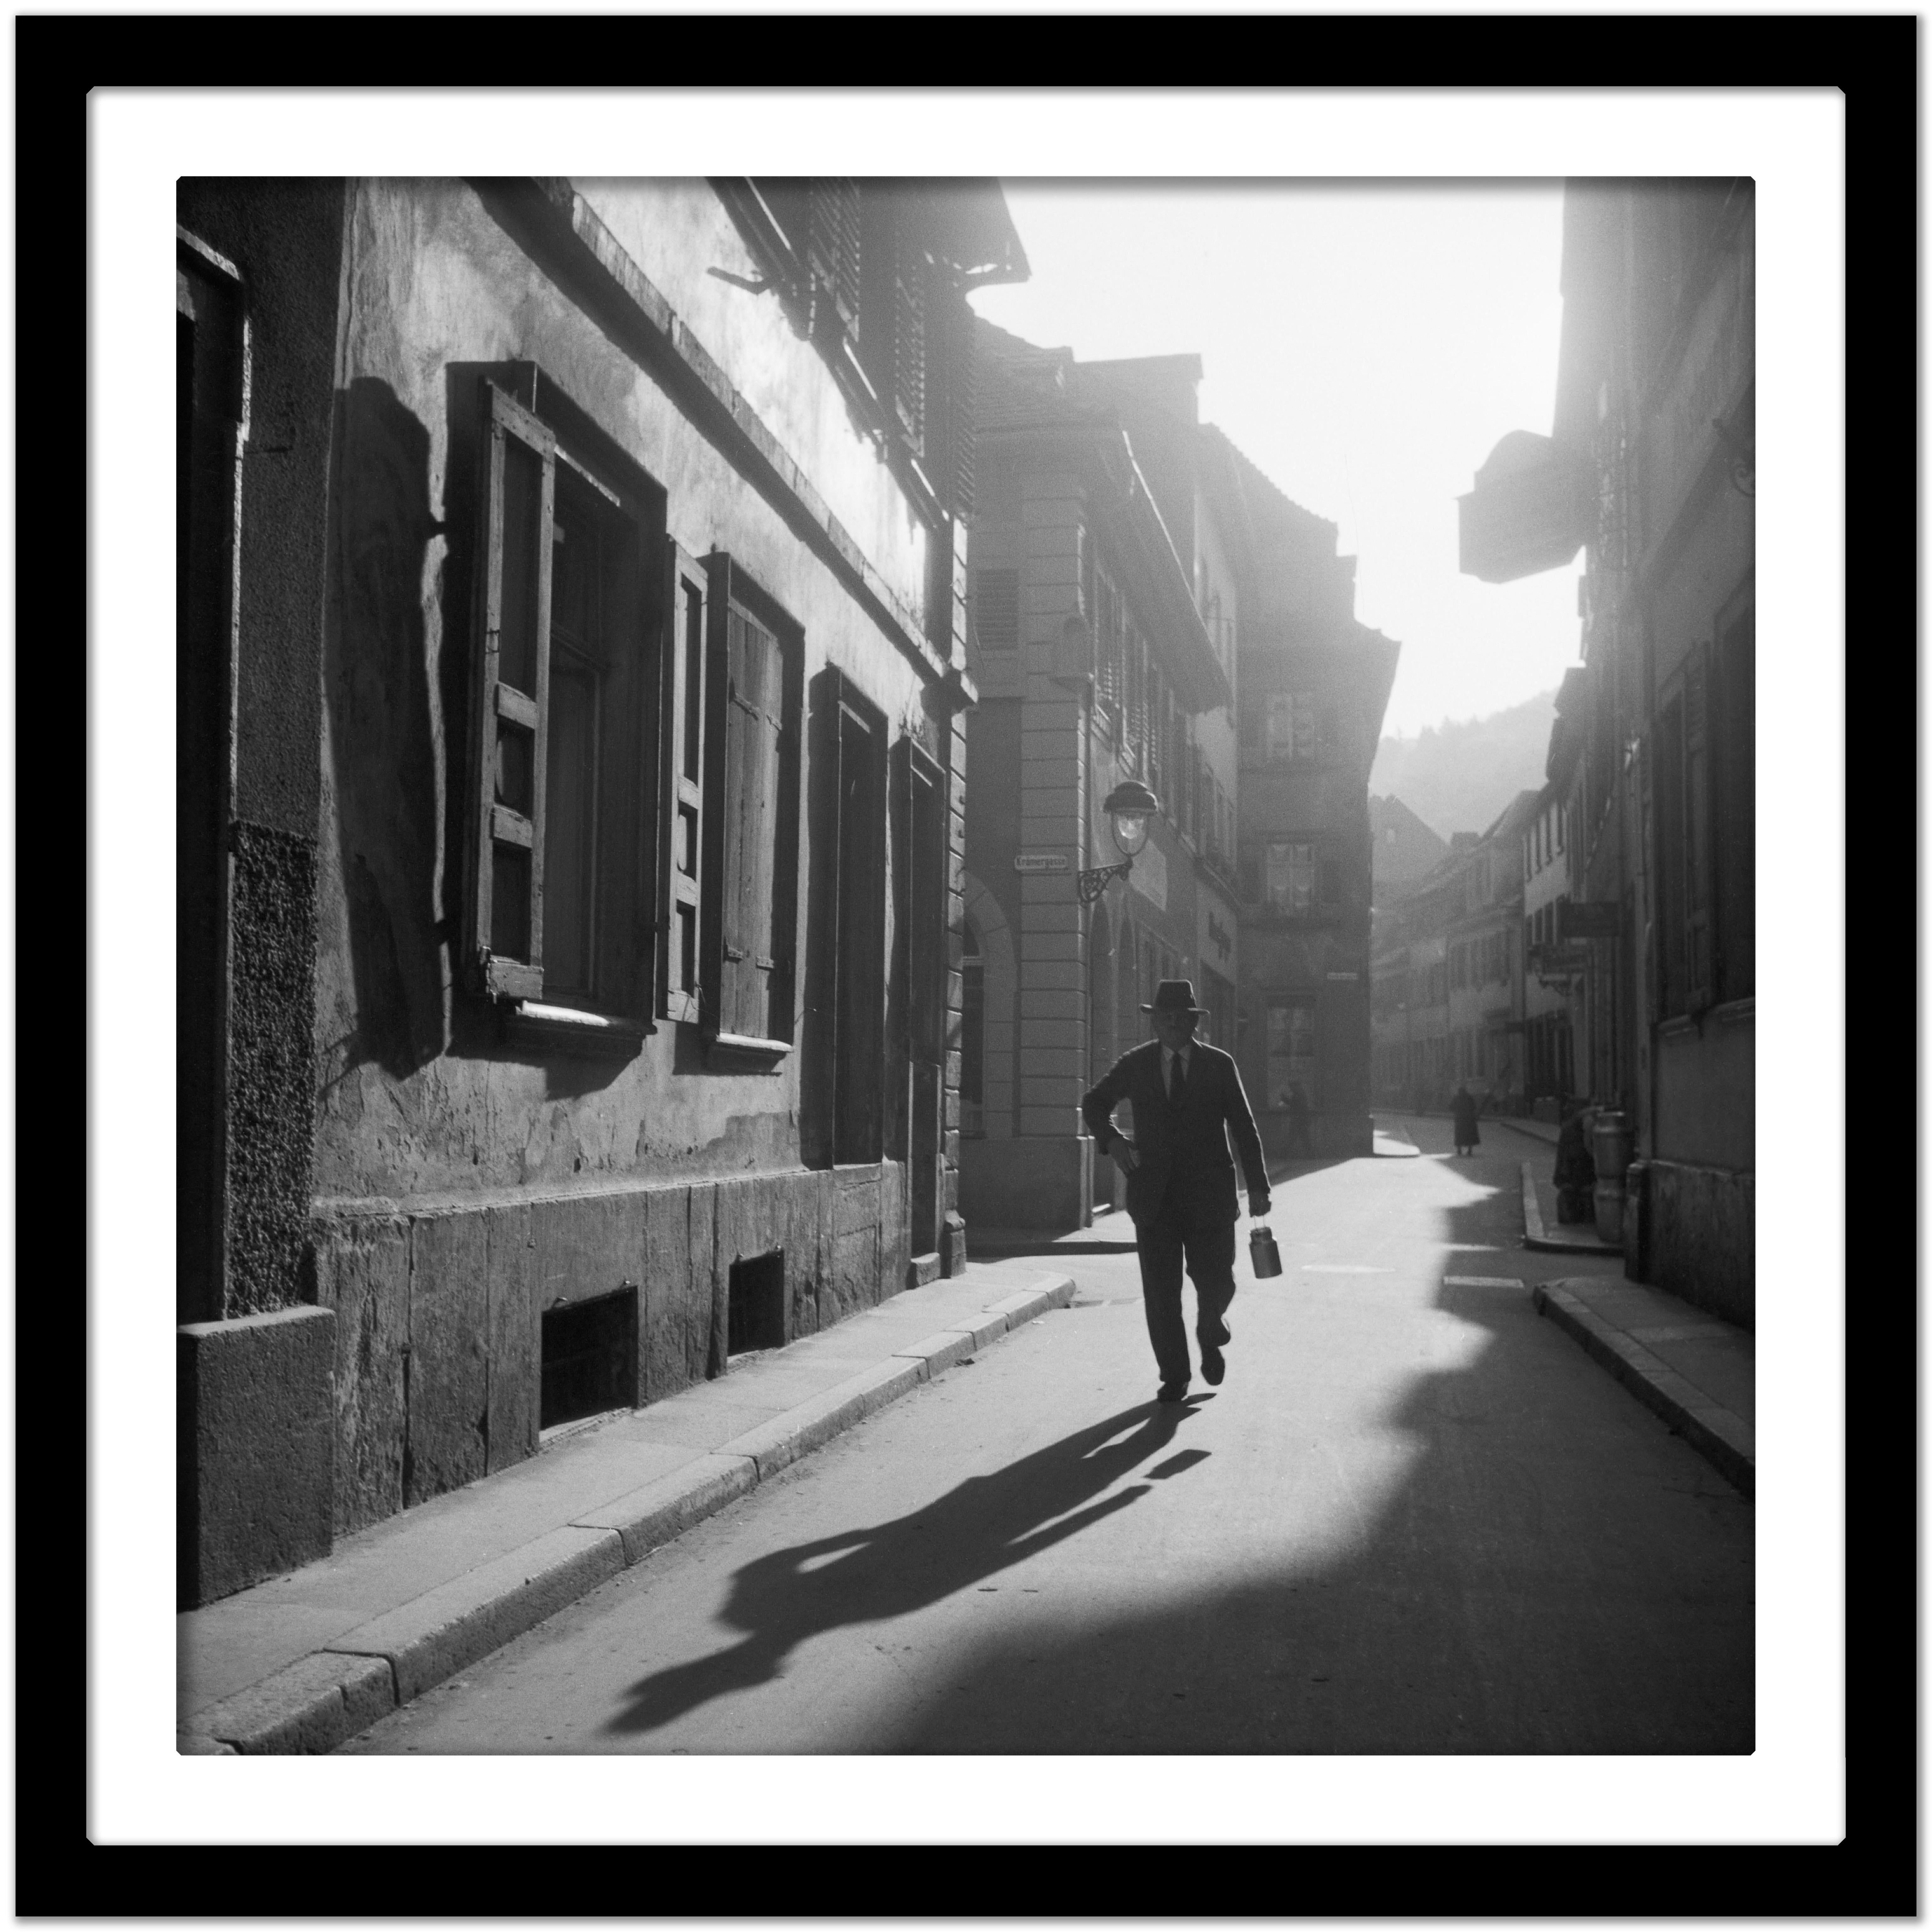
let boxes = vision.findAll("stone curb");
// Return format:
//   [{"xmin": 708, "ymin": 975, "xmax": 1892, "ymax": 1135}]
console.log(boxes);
[
  {"xmin": 715, "ymin": 1357, "xmax": 930, "ymax": 1479},
  {"xmin": 574, "ymin": 1452, "xmax": 759, "ymax": 1567},
  {"xmin": 1533, "ymin": 1282, "xmax": 1754, "ymax": 1498},
  {"xmin": 972, "ymin": 1236, "xmax": 1141, "ymax": 1258},
  {"xmin": 177, "ymin": 1269, "xmax": 1074, "ymax": 1756},
  {"xmin": 179, "ymin": 1651, "xmax": 397, "ymax": 1756},
  {"xmin": 324, "ymin": 1524, "xmax": 629, "ymax": 1703},
  {"xmin": 1520, "ymin": 1161, "xmax": 1621, "ymax": 1256}
]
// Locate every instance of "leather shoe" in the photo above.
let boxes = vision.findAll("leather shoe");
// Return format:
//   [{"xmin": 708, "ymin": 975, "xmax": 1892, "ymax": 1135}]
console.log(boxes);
[
  {"xmin": 1157, "ymin": 1380, "xmax": 1189, "ymax": 1404},
  {"xmin": 1200, "ymin": 1344, "xmax": 1225, "ymax": 1386}
]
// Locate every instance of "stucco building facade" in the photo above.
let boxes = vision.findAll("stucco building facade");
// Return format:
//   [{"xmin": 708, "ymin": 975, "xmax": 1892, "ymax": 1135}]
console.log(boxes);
[
  {"xmin": 1222, "ymin": 440, "xmax": 1400, "ymax": 1160},
  {"xmin": 177, "ymin": 176, "xmax": 1026, "ymax": 1603},
  {"xmin": 1460, "ymin": 177, "xmax": 1755, "ymax": 1324},
  {"xmin": 1370, "ymin": 796, "xmax": 1536, "ymax": 1115},
  {"xmin": 957, "ymin": 328, "xmax": 1237, "ymax": 1240}
]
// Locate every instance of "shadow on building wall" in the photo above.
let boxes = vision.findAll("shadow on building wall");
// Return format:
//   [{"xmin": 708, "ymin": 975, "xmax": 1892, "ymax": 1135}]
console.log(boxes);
[{"xmin": 324, "ymin": 378, "xmax": 447, "ymax": 1081}]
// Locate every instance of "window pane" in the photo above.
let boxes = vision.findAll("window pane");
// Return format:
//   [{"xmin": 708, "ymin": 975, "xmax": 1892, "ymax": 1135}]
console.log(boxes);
[
  {"xmin": 492, "ymin": 847, "xmax": 531, "ymax": 961},
  {"xmin": 681, "ymin": 579, "xmax": 705, "ymax": 783},
  {"xmin": 495, "ymin": 722, "xmax": 534, "ymax": 816},
  {"xmin": 550, "ymin": 508, "xmax": 602, "ymax": 654},
  {"xmin": 544, "ymin": 652, "xmax": 599, "ymax": 1000},
  {"xmin": 499, "ymin": 437, "xmax": 542, "ymax": 694}
]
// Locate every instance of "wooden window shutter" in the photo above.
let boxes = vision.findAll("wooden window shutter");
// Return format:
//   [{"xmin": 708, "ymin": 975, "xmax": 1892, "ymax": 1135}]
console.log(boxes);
[
  {"xmin": 1683, "ymin": 639, "xmax": 1714, "ymax": 1009},
  {"xmin": 951, "ymin": 280, "xmax": 976, "ymax": 515},
  {"xmin": 659, "ymin": 541, "xmax": 708, "ymax": 1023},
  {"xmin": 468, "ymin": 382, "xmax": 555, "ymax": 1003},
  {"xmin": 808, "ymin": 179, "xmax": 862, "ymax": 330},
  {"xmin": 928, "ymin": 272, "xmax": 975, "ymax": 519},
  {"xmin": 717, "ymin": 598, "xmax": 786, "ymax": 1043},
  {"xmin": 893, "ymin": 224, "xmax": 927, "ymax": 453}
]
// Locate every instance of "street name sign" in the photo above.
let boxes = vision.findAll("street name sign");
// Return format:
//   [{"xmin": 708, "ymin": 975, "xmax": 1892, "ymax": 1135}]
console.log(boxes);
[{"xmin": 1013, "ymin": 852, "xmax": 1070, "ymax": 873}]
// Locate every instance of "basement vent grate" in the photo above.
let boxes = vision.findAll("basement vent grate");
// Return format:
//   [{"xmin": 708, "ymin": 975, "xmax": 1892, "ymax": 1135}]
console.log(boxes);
[
  {"xmin": 727, "ymin": 1251, "xmax": 786, "ymax": 1359},
  {"xmin": 540, "ymin": 1286, "xmax": 638, "ymax": 1431}
]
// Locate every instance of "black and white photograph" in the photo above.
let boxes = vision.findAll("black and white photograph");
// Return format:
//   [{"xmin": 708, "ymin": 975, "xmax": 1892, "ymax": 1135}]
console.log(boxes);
[{"xmin": 75, "ymin": 71, "xmax": 1864, "ymax": 1861}]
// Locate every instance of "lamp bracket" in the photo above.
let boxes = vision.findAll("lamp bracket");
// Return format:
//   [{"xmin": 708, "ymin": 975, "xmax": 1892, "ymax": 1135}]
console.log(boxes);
[{"xmin": 1076, "ymin": 858, "xmax": 1134, "ymax": 905}]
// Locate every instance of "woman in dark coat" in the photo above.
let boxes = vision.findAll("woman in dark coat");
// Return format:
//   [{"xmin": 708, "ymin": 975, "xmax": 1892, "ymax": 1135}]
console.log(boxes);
[
  {"xmin": 1553, "ymin": 1103, "xmax": 1597, "ymax": 1221},
  {"xmin": 1451, "ymin": 1084, "xmax": 1480, "ymax": 1157}
]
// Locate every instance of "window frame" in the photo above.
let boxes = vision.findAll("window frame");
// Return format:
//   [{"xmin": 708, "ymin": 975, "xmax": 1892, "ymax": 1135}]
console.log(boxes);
[
  {"xmin": 462, "ymin": 372, "xmax": 661, "ymax": 1051},
  {"xmin": 658, "ymin": 540, "xmax": 710, "ymax": 1027},
  {"xmin": 686, "ymin": 552, "xmax": 804, "ymax": 1065},
  {"xmin": 1265, "ymin": 689, "xmax": 1311, "ymax": 764},
  {"xmin": 465, "ymin": 381, "xmax": 556, "ymax": 1008}
]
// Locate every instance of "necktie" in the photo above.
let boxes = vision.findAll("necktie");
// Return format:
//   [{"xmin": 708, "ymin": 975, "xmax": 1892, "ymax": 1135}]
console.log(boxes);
[{"xmin": 1170, "ymin": 1051, "xmax": 1187, "ymax": 1103}]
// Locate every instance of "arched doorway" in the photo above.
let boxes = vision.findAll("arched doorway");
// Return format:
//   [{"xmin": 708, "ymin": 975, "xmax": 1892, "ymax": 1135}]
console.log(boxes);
[{"xmin": 960, "ymin": 921, "xmax": 984, "ymax": 1140}]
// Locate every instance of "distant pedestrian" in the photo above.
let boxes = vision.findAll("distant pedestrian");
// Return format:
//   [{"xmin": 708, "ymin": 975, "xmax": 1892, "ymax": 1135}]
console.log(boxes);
[
  {"xmin": 1284, "ymin": 1079, "xmax": 1314, "ymax": 1159},
  {"xmin": 1451, "ymin": 1083, "xmax": 1480, "ymax": 1157},
  {"xmin": 1553, "ymin": 1101, "xmax": 1597, "ymax": 1222},
  {"xmin": 1083, "ymin": 981, "xmax": 1272, "ymax": 1405}
]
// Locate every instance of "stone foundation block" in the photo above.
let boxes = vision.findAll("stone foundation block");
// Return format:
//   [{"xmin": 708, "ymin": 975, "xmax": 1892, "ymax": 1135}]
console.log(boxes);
[{"xmin": 177, "ymin": 1304, "xmax": 336, "ymax": 1608}]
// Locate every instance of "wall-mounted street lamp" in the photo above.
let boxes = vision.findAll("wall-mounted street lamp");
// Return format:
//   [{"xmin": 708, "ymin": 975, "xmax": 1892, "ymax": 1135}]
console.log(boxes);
[{"xmin": 1077, "ymin": 780, "xmax": 1161, "ymax": 904}]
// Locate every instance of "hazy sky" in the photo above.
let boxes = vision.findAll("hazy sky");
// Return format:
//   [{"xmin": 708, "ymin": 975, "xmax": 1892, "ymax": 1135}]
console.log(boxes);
[{"xmin": 970, "ymin": 182, "xmax": 1584, "ymax": 741}]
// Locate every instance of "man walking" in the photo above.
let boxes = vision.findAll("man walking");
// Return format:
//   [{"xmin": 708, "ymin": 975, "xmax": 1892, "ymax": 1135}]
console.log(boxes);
[{"xmin": 1082, "ymin": 981, "xmax": 1272, "ymax": 1403}]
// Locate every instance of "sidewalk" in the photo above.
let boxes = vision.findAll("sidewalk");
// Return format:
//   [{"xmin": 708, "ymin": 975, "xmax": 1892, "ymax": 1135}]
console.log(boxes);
[
  {"xmin": 1518, "ymin": 1158, "xmax": 1622, "ymax": 1256},
  {"xmin": 178, "ymin": 1258, "xmax": 1074, "ymax": 1755},
  {"xmin": 1533, "ymin": 1277, "xmax": 1754, "ymax": 1498}
]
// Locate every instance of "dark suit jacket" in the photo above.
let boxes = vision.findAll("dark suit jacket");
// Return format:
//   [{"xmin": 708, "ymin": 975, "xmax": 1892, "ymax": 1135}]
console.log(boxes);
[{"xmin": 1082, "ymin": 1040, "xmax": 1270, "ymax": 1227}]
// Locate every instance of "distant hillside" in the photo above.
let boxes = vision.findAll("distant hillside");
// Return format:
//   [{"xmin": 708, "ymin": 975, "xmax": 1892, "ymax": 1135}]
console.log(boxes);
[{"xmin": 1370, "ymin": 690, "xmax": 1558, "ymax": 842}]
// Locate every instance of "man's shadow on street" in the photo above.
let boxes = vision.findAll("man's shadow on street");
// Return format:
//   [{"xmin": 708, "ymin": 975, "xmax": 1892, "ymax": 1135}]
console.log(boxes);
[{"xmin": 602, "ymin": 1397, "xmax": 1208, "ymax": 1736}]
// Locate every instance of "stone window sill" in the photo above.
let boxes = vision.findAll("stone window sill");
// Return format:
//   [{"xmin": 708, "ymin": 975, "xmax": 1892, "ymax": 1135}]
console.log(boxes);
[
  {"xmin": 503, "ymin": 1000, "xmax": 650, "ymax": 1059},
  {"xmin": 703, "ymin": 1031, "xmax": 792, "ymax": 1072}
]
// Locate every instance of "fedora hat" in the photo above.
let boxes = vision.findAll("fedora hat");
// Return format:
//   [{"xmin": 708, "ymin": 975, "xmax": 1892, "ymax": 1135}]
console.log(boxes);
[{"xmin": 1141, "ymin": 978, "xmax": 1206, "ymax": 1016}]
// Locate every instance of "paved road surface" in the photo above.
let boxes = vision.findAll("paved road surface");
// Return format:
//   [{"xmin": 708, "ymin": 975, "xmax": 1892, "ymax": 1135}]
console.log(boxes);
[{"xmin": 343, "ymin": 1117, "xmax": 1753, "ymax": 1754}]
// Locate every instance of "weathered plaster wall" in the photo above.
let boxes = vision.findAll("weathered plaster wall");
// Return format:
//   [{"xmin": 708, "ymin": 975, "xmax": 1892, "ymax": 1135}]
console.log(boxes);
[
  {"xmin": 1650, "ymin": 486, "xmax": 1755, "ymax": 697},
  {"xmin": 1635, "ymin": 1156, "xmax": 1754, "ymax": 1329},
  {"xmin": 177, "ymin": 180, "xmax": 346, "ymax": 1321},
  {"xmin": 1653, "ymin": 1007, "xmax": 1754, "ymax": 1172},
  {"xmin": 575, "ymin": 182, "xmax": 930, "ymax": 628},
  {"xmin": 313, "ymin": 178, "xmax": 936, "ymax": 1207},
  {"xmin": 293, "ymin": 179, "xmax": 952, "ymax": 1543},
  {"xmin": 963, "ymin": 698, "xmax": 1024, "ymax": 949}
]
